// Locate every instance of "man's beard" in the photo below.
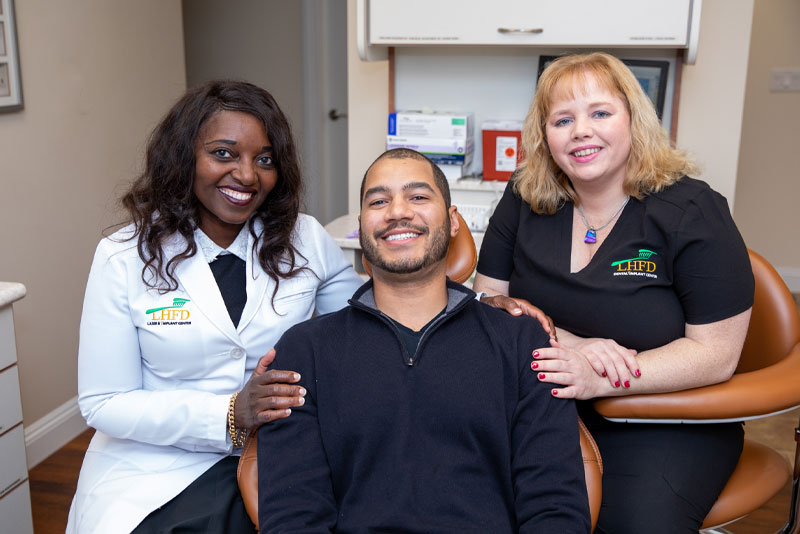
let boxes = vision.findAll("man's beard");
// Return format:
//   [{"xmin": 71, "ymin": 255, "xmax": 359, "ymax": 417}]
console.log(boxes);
[{"xmin": 360, "ymin": 219, "xmax": 450, "ymax": 275}]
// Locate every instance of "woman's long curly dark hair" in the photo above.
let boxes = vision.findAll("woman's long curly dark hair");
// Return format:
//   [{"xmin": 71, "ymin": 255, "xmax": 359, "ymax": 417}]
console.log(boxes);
[{"xmin": 121, "ymin": 80, "xmax": 307, "ymax": 297}]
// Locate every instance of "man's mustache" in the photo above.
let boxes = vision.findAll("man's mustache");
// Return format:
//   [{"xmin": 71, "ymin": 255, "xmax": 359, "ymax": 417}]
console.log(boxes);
[{"xmin": 374, "ymin": 222, "xmax": 428, "ymax": 240}]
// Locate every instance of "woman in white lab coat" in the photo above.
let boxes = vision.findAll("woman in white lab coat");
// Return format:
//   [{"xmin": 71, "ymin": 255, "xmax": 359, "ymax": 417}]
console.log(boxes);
[{"xmin": 66, "ymin": 81, "xmax": 363, "ymax": 533}]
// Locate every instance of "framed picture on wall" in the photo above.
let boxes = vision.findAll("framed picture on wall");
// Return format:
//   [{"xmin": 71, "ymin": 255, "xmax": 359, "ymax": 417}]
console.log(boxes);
[
  {"xmin": 537, "ymin": 56, "xmax": 669, "ymax": 121},
  {"xmin": 0, "ymin": 0, "xmax": 23, "ymax": 111}
]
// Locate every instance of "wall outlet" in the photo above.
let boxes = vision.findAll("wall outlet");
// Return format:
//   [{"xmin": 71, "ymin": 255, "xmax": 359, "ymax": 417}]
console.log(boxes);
[
  {"xmin": 770, "ymin": 69, "xmax": 800, "ymax": 92},
  {"xmin": 457, "ymin": 203, "xmax": 492, "ymax": 233}
]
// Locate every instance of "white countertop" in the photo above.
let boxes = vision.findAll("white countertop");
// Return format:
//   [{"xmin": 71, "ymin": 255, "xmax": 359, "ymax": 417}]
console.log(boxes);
[
  {"xmin": 449, "ymin": 177, "xmax": 508, "ymax": 192},
  {"xmin": 325, "ymin": 213, "xmax": 361, "ymax": 250},
  {"xmin": 0, "ymin": 282, "xmax": 26, "ymax": 308}
]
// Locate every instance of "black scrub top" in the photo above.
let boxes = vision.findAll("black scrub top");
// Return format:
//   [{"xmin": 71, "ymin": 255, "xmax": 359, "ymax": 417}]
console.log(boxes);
[{"xmin": 477, "ymin": 176, "xmax": 754, "ymax": 352}]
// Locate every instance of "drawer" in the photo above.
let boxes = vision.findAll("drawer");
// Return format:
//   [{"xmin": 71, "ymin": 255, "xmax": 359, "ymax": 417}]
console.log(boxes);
[
  {"xmin": 0, "ymin": 425, "xmax": 28, "ymax": 500},
  {"xmin": 0, "ymin": 479, "xmax": 34, "ymax": 534},
  {"xmin": 0, "ymin": 365, "xmax": 23, "ymax": 434},
  {"xmin": 0, "ymin": 306, "xmax": 18, "ymax": 369}
]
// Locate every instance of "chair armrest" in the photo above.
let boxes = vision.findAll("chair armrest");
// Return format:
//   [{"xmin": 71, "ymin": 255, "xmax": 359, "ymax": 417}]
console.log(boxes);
[{"xmin": 594, "ymin": 342, "xmax": 800, "ymax": 422}]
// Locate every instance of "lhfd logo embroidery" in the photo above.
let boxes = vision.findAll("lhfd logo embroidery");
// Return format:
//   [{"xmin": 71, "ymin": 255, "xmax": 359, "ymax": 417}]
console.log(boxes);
[
  {"xmin": 145, "ymin": 298, "xmax": 192, "ymax": 325},
  {"xmin": 611, "ymin": 249, "xmax": 659, "ymax": 279}
]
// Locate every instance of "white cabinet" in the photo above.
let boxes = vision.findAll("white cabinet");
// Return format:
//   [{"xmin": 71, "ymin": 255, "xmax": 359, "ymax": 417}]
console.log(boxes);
[
  {"xmin": 361, "ymin": 0, "xmax": 702, "ymax": 63},
  {"xmin": 0, "ymin": 283, "xmax": 33, "ymax": 534},
  {"xmin": 370, "ymin": 0, "xmax": 694, "ymax": 47},
  {"xmin": 0, "ymin": 481, "xmax": 33, "ymax": 534}
]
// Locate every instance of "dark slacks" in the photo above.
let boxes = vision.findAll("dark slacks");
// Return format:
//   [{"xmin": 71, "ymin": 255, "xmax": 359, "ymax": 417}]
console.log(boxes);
[
  {"xmin": 131, "ymin": 456, "xmax": 254, "ymax": 534},
  {"xmin": 590, "ymin": 420, "xmax": 743, "ymax": 534}
]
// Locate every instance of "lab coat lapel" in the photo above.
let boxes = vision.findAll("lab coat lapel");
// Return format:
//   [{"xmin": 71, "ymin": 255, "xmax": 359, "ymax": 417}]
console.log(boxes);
[
  {"xmin": 238, "ymin": 221, "xmax": 270, "ymax": 331},
  {"xmin": 164, "ymin": 234, "xmax": 240, "ymax": 343}
]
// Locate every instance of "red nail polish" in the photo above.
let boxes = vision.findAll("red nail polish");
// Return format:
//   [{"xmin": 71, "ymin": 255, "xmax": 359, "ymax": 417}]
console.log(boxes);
[
  {"xmin": 532, "ymin": 350, "xmax": 540, "ymax": 358},
  {"xmin": 614, "ymin": 381, "xmax": 620, "ymax": 388},
  {"xmin": 531, "ymin": 362, "xmax": 539, "ymax": 369},
  {"xmin": 635, "ymin": 369, "xmax": 641, "ymax": 377},
  {"xmin": 552, "ymin": 389, "xmax": 558, "ymax": 396},
  {"xmin": 624, "ymin": 380, "xmax": 630, "ymax": 388},
  {"xmin": 538, "ymin": 373, "xmax": 546, "ymax": 379},
  {"xmin": 601, "ymin": 371, "xmax": 607, "ymax": 377}
]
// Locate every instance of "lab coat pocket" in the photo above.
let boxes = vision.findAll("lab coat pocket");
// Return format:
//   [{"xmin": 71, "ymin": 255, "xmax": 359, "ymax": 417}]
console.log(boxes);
[{"xmin": 271, "ymin": 275, "xmax": 318, "ymax": 317}]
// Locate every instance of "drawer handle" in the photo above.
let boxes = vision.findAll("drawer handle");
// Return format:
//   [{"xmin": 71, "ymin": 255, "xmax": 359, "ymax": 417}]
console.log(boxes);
[
  {"xmin": 0, "ymin": 477, "xmax": 23, "ymax": 498},
  {"xmin": 497, "ymin": 27, "xmax": 543, "ymax": 34}
]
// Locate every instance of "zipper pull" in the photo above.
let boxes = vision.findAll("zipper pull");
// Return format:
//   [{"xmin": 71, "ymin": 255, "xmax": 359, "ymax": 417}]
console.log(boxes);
[{"xmin": 407, "ymin": 357, "xmax": 414, "ymax": 367}]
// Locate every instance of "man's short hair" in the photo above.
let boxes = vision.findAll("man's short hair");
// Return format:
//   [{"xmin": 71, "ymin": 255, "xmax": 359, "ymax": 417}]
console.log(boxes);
[{"xmin": 360, "ymin": 148, "xmax": 451, "ymax": 208}]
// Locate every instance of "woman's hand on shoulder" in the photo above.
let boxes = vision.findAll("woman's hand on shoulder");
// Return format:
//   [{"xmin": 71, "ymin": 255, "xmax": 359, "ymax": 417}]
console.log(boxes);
[
  {"xmin": 530, "ymin": 340, "xmax": 608, "ymax": 399},
  {"xmin": 531, "ymin": 339, "xmax": 638, "ymax": 399},
  {"xmin": 480, "ymin": 294, "xmax": 557, "ymax": 340},
  {"xmin": 569, "ymin": 336, "xmax": 639, "ymax": 390},
  {"xmin": 235, "ymin": 349, "xmax": 305, "ymax": 431}
]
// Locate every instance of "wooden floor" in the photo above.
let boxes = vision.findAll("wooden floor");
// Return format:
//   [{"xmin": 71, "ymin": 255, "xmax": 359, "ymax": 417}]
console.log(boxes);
[
  {"xmin": 29, "ymin": 429, "xmax": 93, "ymax": 534},
  {"xmin": 29, "ymin": 419, "xmax": 799, "ymax": 533}
]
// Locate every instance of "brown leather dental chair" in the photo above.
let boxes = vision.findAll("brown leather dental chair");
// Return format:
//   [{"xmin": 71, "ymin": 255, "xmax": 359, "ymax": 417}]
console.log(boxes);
[
  {"xmin": 237, "ymin": 216, "xmax": 604, "ymax": 531},
  {"xmin": 595, "ymin": 250, "xmax": 800, "ymax": 533}
]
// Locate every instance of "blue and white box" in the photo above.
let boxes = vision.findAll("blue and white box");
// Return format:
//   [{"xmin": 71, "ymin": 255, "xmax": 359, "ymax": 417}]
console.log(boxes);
[{"xmin": 388, "ymin": 111, "xmax": 474, "ymax": 140}]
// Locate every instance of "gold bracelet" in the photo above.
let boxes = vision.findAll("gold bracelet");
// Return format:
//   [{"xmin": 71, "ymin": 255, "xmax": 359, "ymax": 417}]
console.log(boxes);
[{"xmin": 228, "ymin": 391, "xmax": 247, "ymax": 447}]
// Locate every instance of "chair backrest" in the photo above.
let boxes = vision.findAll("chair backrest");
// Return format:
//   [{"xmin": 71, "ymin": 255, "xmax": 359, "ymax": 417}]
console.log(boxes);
[
  {"xmin": 361, "ymin": 212, "xmax": 478, "ymax": 284},
  {"xmin": 736, "ymin": 250, "xmax": 800, "ymax": 373}
]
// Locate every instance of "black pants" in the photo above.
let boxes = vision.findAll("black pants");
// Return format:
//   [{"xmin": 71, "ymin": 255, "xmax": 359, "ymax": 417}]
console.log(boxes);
[
  {"xmin": 131, "ymin": 456, "xmax": 254, "ymax": 534},
  {"xmin": 590, "ymin": 421, "xmax": 743, "ymax": 534}
]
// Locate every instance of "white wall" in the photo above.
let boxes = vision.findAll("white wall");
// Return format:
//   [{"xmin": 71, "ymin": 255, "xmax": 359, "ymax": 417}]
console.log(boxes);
[
  {"xmin": 346, "ymin": 0, "xmax": 388, "ymax": 212},
  {"xmin": 675, "ymin": 0, "xmax": 754, "ymax": 208},
  {"xmin": 733, "ymin": 0, "xmax": 800, "ymax": 286},
  {"xmin": 0, "ymin": 1, "xmax": 186, "ymax": 440}
]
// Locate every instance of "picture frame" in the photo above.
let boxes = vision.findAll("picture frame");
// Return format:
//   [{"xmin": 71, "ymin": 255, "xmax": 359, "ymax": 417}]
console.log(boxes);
[
  {"xmin": 537, "ymin": 55, "xmax": 669, "ymax": 121},
  {"xmin": 0, "ymin": 0, "xmax": 23, "ymax": 111}
]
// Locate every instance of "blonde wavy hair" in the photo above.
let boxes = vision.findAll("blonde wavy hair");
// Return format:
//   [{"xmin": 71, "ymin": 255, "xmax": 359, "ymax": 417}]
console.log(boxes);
[{"xmin": 516, "ymin": 52, "xmax": 697, "ymax": 214}]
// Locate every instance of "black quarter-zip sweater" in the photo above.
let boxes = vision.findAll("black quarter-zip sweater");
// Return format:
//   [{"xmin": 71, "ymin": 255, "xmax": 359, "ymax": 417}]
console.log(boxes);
[{"xmin": 258, "ymin": 280, "xmax": 590, "ymax": 533}]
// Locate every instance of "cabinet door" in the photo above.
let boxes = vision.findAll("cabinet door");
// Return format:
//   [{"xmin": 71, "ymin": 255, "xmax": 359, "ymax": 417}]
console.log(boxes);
[
  {"xmin": 369, "ymin": 0, "xmax": 692, "ymax": 47},
  {"xmin": 0, "ymin": 306, "xmax": 18, "ymax": 369},
  {"xmin": 0, "ymin": 366, "xmax": 23, "ymax": 435},
  {"xmin": 0, "ymin": 480, "xmax": 34, "ymax": 534},
  {"xmin": 0, "ymin": 425, "xmax": 29, "ymax": 501}
]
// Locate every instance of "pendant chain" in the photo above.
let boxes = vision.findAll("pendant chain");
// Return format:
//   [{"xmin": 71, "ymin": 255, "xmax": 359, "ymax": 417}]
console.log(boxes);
[{"xmin": 576, "ymin": 196, "xmax": 630, "ymax": 244}]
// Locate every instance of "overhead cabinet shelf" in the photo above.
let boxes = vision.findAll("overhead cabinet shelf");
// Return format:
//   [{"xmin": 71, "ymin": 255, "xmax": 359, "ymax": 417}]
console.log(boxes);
[{"xmin": 361, "ymin": 0, "xmax": 702, "ymax": 63}]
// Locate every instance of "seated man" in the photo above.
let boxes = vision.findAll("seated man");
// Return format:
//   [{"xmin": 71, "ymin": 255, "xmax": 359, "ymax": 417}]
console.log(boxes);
[{"xmin": 257, "ymin": 148, "xmax": 590, "ymax": 533}]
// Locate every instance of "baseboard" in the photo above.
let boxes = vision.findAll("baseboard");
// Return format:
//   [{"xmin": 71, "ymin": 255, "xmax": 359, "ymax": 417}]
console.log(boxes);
[
  {"xmin": 24, "ymin": 395, "xmax": 88, "ymax": 469},
  {"xmin": 777, "ymin": 266, "xmax": 800, "ymax": 294}
]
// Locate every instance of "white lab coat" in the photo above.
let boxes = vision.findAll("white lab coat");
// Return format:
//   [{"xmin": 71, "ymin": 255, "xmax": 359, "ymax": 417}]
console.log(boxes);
[{"xmin": 66, "ymin": 214, "xmax": 362, "ymax": 534}]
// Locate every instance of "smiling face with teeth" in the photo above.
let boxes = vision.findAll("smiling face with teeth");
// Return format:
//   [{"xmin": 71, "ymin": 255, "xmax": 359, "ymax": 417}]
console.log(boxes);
[
  {"xmin": 193, "ymin": 110, "xmax": 278, "ymax": 247},
  {"xmin": 359, "ymin": 155, "xmax": 459, "ymax": 277},
  {"xmin": 544, "ymin": 71, "xmax": 632, "ymax": 193}
]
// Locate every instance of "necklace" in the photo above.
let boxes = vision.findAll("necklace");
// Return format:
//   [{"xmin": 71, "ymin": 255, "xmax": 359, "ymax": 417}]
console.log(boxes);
[{"xmin": 575, "ymin": 196, "xmax": 630, "ymax": 244}]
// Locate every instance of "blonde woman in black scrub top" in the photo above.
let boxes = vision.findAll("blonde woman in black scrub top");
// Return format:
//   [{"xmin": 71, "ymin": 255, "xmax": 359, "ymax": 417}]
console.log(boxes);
[{"xmin": 474, "ymin": 52, "xmax": 754, "ymax": 534}]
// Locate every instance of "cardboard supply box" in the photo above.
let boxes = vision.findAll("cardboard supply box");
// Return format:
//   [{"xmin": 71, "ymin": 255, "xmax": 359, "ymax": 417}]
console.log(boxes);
[
  {"xmin": 388, "ymin": 111, "xmax": 474, "ymax": 140},
  {"xmin": 481, "ymin": 120, "xmax": 524, "ymax": 181},
  {"xmin": 386, "ymin": 135, "xmax": 474, "ymax": 166}
]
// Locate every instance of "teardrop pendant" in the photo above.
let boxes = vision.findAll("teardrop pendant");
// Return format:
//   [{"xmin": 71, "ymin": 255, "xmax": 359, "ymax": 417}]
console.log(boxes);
[{"xmin": 584, "ymin": 229, "xmax": 597, "ymax": 244}]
